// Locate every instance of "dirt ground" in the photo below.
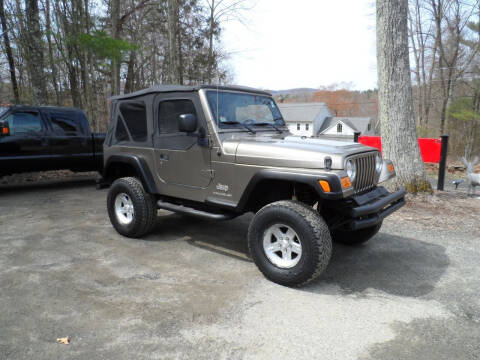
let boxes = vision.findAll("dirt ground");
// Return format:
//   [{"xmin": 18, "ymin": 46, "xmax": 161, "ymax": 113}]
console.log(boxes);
[{"xmin": 0, "ymin": 175, "xmax": 479, "ymax": 360}]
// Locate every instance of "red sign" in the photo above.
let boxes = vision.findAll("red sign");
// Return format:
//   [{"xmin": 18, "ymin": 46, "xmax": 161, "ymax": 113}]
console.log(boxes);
[{"xmin": 358, "ymin": 136, "xmax": 442, "ymax": 163}]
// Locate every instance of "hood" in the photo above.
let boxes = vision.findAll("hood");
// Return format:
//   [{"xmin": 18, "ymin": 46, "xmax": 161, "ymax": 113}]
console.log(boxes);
[{"xmin": 222, "ymin": 135, "xmax": 377, "ymax": 169}]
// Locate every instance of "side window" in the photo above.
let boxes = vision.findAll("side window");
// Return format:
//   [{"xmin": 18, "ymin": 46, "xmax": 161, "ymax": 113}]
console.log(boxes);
[
  {"xmin": 50, "ymin": 113, "xmax": 82, "ymax": 136},
  {"xmin": 119, "ymin": 101, "xmax": 148, "ymax": 142},
  {"xmin": 115, "ymin": 116, "xmax": 130, "ymax": 142},
  {"xmin": 158, "ymin": 99, "xmax": 197, "ymax": 134},
  {"xmin": 5, "ymin": 112, "xmax": 42, "ymax": 135}
]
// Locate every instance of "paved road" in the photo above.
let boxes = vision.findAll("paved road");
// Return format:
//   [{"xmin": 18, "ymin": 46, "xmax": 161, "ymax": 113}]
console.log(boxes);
[{"xmin": 0, "ymin": 178, "xmax": 479, "ymax": 359}]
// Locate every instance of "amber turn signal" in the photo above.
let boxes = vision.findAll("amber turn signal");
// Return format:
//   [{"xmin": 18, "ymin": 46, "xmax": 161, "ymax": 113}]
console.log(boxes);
[
  {"xmin": 341, "ymin": 176, "xmax": 352, "ymax": 189},
  {"xmin": 388, "ymin": 163, "xmax": 394, "ymax": 173},
  {"xmin": 318, "ymin": 180, "xmax": 331, "ymax": 193}
]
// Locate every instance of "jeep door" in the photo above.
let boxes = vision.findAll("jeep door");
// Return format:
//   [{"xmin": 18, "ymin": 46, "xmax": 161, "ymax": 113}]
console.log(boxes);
[{"xmin": 153, "ymin": 93, "xmax": 212, "ymax": 188}]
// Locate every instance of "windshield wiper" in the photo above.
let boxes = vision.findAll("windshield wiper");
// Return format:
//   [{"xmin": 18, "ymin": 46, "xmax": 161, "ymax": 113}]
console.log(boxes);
[
  {"xmin": 219, "ymin": 121, "xmax": 256, "ymax": 134},
  {"xmin": 255, "ymin": 122, "xmax": 283, "ymax": 134}
]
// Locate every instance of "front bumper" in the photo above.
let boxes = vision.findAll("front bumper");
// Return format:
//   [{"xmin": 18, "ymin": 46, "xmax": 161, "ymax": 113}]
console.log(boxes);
[{"xmin": 337, "ymin": 186, "xmax": 406, "ymax": 230}]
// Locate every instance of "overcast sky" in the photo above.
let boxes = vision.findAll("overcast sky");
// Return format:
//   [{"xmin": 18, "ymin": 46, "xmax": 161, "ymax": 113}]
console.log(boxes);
[{"xmin": 221, "ymin": 0, "xmax": 377, "ymax": 91}]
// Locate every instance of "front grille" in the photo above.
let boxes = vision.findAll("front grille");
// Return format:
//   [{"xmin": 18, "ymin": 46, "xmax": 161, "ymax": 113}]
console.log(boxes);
[{"xmin": 350, "ymin": 152, "xmax": 378, "ymax": 194}]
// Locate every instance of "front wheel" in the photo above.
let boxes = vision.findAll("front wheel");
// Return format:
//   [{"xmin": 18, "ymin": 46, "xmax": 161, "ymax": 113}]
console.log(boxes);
[
  {"xmin": 331, "ymin": 222, "xmax": 382, "ymax": 246},
  {"xmin": 248, "ymin": 200, "xmax": 332, "ymax": 287},
  {"xmin": 107, "ymin": 177, "xmax": 157, "ymax": 238}
]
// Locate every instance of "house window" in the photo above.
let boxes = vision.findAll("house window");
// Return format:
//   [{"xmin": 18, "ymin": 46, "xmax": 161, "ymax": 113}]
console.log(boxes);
[
  {"xmin": 368, "ymin": 123, "xmax": 371, "ymax": 131},
  {"xmin": 306, "ymin": 123, "xmax": 309, "ymax": 131},
  {"xmin": 337, "ymin": 123, "xmax": 342, "ymax": 133},
  {"xmin": 297, "ymin": 123, "xmax": 300, "ymax": 130}
]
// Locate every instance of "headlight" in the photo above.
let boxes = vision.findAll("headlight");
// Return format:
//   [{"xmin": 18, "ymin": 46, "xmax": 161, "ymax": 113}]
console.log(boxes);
[
  {"xmin": 375, "ymin": 153, "xmax": 383, "ymax": 173},
  {"xmin": 346, "ymin": 159, "xmax": 356, "ymax": 180}
]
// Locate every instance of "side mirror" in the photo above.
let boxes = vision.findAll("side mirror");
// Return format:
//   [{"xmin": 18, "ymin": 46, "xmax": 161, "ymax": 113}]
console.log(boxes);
[
  {"xmin": 0, "ymin": 121, "xmax": 9, "ymax": 136},
  {"xmin": 178, "ymin": 113, "xmax": 197, "ymax": 133}
]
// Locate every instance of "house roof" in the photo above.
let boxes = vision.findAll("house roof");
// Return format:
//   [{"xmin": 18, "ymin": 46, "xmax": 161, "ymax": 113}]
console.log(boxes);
[
  {"xmin": 110, "ymin": 85, "xmax": 272, "ymax": 100},
  {"xmin": 277, "ymin": 102, "xmax": 329, "ymax": 123},
  {"xmin": 319, "ymin": 116, "xmax": 373, "ymax": 134}
]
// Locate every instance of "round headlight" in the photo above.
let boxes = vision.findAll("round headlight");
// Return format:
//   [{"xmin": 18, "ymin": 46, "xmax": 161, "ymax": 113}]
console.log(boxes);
[
  {"xmin": 346, "ymin": 159, "xmax": 356, "ymax": 180},
  {"xmin": 375, "ymin": 153, "xmax": 383, "ymax": 173}
]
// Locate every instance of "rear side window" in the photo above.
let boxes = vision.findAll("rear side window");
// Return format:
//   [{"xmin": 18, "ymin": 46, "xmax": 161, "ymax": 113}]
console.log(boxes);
[
  {"xmin": 158, "ymin": 99, "xmax": 197, "ymax": 134},
  {"xmin": 115, "ymin": 116, "xmax": 129, "ymax": 142},
  {"xmin": 50, "ymin": 113, "xmax": 82, "ymax": 136},
  {"xmin": 119, "ymin": 101, "xmax": 148, "ymax": 142},
  {"xmin": 5, "ymin": 112, "xmax": 43, "ymax": 135}
]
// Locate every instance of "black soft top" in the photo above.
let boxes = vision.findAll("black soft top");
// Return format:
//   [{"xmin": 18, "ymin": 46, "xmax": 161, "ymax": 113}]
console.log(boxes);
[{"xmin": 110, "ymin": 84, "xmax": 272, "ymax": 101}]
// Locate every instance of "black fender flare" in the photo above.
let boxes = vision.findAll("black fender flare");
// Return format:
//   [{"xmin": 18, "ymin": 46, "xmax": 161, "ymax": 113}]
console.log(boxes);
[
  {"xmin": 235, "ymin": 169, "xmax": 344, "ymax": 212},
  {"xmin": 104, "ymin": 155, "xmax": 158, "ymax": 194}
]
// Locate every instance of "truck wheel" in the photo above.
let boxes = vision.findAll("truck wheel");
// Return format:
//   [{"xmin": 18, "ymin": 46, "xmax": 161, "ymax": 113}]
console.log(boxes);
[
  {"xmin": 248, "ymin": 200, "xmax": 332, "ymax": 287},
  {"xmin": 331, "ymin": 222, "xmax": 382, "ymax": 246},
  {"xmin": 107, "ymin": 177, "xmax": 157, "ymax": 238}
]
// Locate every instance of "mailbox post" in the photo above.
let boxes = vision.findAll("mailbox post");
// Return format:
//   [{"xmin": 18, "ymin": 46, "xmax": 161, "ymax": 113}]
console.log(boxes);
[{"xmin": 437, "ymin": 135, "xmax": 449, "ymax": 191}]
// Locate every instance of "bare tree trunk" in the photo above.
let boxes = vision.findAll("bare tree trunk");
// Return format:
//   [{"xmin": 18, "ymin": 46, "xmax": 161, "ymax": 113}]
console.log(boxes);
[
  {"xmin": 408, "ymin": 3, "xmax": 423, "ymax": 126},
  {"xmin": 0, "ymin": 0, "xmax": 20, "ymax": 103},
  {"xmin": 377, "ymin": 0, "xmax": 431, "ymax": 193},
  {"xmin": 207, "ymin": 0, "xmax": 215, "ymax": 83},
  {"xmin": 25, "ymin": 0, "xmax": 48, "ymax": 105},
  {"xmin": 167, "ymin": 0, "xmax": 178, "ymax": 83},
  {"xmin": 111, "ymin": 0, "xmax": 121, "ymax": 95},
  {"xmin": 45, "ymin": 0, "xmax": 60, "ymax": 105},
  {"xmin": 431, "ymin": 0, "xmax": 465, "ymax": 135},
  {"xmin": 177, "ymin": 19, "xmax": 183, "ymax": 85},
  {"xmin": 124, "ymin": 51, "xmax": 135, "ymax": 93}
]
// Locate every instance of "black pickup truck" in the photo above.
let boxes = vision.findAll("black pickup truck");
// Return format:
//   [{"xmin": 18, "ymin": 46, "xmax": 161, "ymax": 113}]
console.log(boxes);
[{"xmin": 0, "ymin": 105, "xmax": 105, "ymax": 177}]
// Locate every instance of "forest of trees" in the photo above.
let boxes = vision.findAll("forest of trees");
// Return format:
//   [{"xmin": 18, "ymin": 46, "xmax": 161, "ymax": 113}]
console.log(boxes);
[
  {"xmin": 408, "ymin": 0, "xmax": 480, "ymax": 158},
  {"xmin": 1, "ymin": 0, "xmax": 479, "ymax": 158},
  {"xmin": 0, "ymin": 0, "xmax": 243, "ymax": 130}
]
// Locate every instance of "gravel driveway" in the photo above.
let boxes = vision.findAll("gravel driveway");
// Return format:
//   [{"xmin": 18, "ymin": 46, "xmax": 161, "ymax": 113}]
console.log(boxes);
[{"xmin": 0, "ymin": 177, "xmax": 479, "ymax": 360}]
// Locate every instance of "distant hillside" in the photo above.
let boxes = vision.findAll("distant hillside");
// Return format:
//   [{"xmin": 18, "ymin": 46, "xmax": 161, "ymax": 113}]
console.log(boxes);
[{"xmin": 269, "ymin": 88, "xmax": 317, "ymax": 97}]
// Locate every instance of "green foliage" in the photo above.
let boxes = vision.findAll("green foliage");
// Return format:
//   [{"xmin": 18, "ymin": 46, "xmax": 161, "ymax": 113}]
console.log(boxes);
[
  {"xmin": 78, "ymin": 31, "xmax": 137, "ymax": 60},
  {"xmin": 448, "ymin": 97, "xmax": 479, "ymax": 123}
]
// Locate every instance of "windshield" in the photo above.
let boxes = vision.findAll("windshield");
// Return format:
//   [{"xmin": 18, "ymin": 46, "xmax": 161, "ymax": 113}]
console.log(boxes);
[
  {"xmin": 0, "ymin": 106, "xmax": 9, "ymax": 118},
  {"xmin": 206, "ymin": 91, "xmax": 285, "ymax": 129}
]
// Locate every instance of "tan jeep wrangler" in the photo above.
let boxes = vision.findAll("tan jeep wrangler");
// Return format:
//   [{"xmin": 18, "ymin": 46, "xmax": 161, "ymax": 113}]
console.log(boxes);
[{"xmin": 102, "ymin": 85, "xmax": 405, "ymax": 286}]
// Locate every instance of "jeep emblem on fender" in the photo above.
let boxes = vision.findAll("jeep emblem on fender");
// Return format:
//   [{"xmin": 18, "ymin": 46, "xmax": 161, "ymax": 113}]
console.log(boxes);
[{"xmin": 216, "ymin": 183, "xmax": 229, "ymax": 192}]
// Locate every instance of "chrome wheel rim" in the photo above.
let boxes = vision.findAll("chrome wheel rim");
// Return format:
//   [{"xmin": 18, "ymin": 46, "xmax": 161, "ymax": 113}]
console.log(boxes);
[
  {"xmin": 114, "ymin": 193, "xmax": 134, "ymax": 225},
  {"xmin": 263, "ymin": 224, "xmax": 302, "ymax": 268}
]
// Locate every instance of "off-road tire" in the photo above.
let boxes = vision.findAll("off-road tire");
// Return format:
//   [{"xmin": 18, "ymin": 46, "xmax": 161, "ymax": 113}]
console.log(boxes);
[
  {"xmin": 331, "ymin": 222, "xmax": 382, "ymax": 246},
  {"xmin": 107, "ymin": 177, "xmax": 157, "ymax": 238},
  {"xmin": 248, "ymin": 200, "xmax": 332, "ymax": 287}
]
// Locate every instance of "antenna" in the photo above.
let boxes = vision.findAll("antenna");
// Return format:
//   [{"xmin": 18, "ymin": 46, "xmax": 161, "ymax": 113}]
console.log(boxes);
[{"xmin": 216, "ymin": 68, "xmax": 219, "ymax": 125}]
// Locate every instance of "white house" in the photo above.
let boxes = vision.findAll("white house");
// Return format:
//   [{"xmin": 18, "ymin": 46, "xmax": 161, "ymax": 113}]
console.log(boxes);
[
  {"xmin": 277, "ymin": 103, "xmax": 332, "ymax": 137},
  {"xmin": 318, "ymin": 117, "xmax": 374, "ymax": 137},
  {"xmin": 278, "ymin": 102, "xmax": 374, "ymax": 138}
]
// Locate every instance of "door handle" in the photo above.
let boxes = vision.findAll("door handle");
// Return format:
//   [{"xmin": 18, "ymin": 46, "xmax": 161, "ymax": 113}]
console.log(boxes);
[{"xmin": 160, "ymin": 153, "xmax": 169, "ymax": 160}]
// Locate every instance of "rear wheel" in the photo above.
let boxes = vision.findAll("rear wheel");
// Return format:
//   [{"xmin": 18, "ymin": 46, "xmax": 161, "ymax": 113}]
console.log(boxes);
[
  {"xmin": 248, "ymin": 200, "xmax": 332, "ymax": 287},
  {"xmin": 331, "ymin": 222, "xmax": 382, "ymax": 246},
  {"xmin": 107, "ymin": 177, "xmax": 157, "ymax": 238}
]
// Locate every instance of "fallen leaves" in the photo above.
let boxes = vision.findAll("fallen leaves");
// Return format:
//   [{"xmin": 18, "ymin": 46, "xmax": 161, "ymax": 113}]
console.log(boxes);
[{"xmin": 56, "ymin": 336, "xmax": 70, "ymax": 345}]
